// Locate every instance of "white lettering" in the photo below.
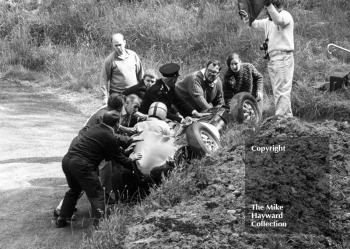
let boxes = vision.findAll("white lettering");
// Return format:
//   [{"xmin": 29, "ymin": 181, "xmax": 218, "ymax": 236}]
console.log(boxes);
[
  {"xmin": 251, "ymin": 220, "xmax": 287, "ymax": 227},
  {"xmin": 251, "ymin": 212, "xmax": 283, "ymax": 219},
  {"xmin": 250, "ymin": 145, "xmax": 286, "ymax": 153}
]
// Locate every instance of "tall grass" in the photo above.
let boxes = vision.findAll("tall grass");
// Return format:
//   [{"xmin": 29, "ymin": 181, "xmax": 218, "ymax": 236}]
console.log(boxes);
[{"xmin": 0, "ymin": 0, "xmax": 349, "ymax": 115}]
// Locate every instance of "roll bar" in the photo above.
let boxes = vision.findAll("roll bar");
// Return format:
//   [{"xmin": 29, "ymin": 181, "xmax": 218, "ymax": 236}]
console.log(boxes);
[{"xmin": 327, "ymin": 43, "xmax": 350, "ymax": 55}]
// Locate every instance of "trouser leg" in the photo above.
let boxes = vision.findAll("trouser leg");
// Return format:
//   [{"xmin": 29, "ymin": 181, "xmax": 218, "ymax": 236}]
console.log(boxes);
[
  {"xmin": 56, "ymin": 191, "xmax": 83, "ymax": 213},
  {"xmin": 268, "ymin": 54, "xmax": 294, "ymax": 117},
  {"xmin": 99, "ymin": 160, "xmax": 113, "ymax": 197},
  {"xmin": 112, "ymin": 165, "xmax": 143, "ymax": 202},
  {"xmin": 74, "ymin": 167, "xmax": 105, "ymax": 220},
  {"xmin": 60, "ymin": 155, "xmax": 83, "ymax": 219}
]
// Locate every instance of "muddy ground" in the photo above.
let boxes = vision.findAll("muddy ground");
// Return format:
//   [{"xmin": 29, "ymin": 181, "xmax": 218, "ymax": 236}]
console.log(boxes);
[
  {"xmin": 0, "ymin": 79, "xmax": 93, "ymax": 249},
  {"xmin": 119, "ymin": 117, "xmax": 350, "ymax": 249},
  {"xmin": 1, "ymin": 78, "xmax": 350, "ymax": 249}
]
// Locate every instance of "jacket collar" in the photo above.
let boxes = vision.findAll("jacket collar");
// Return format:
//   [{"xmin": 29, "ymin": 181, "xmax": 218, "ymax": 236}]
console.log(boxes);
[{"xmin": 159, "ymin": 79, "xmax": 171, "ymax": 91}]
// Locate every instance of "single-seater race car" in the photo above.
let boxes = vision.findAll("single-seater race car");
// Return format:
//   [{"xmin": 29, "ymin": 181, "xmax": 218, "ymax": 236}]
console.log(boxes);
[{"xmin": 169, "ymin": 92, "xmax": 262, "ymax": 168}]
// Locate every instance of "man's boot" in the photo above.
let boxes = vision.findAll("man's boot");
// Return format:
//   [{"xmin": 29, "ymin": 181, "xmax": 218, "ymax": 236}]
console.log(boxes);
[{"xmin": 55, "ymin": 217, "xmax": 68, "ymax": 228}]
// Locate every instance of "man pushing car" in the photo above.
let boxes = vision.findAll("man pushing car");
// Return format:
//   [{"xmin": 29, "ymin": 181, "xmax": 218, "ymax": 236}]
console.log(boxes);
[{"xmin": 56, "ymin": 111, "xmax": 142, "ymax": 228}]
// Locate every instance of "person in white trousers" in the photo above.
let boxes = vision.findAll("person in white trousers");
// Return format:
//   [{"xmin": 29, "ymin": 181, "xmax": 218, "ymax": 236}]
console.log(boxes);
[{"xmin": 240, "ymin": 0, "xmax": 294, "ymax": 117}]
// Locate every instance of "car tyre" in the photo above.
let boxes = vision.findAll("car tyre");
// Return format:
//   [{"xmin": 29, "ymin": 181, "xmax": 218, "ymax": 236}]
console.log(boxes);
[
  {"xmin": 185, "ymin": 122, "xmax": 221, "ymax": 154},
  {"xmin": 229, "ymin": 92, "xmax": 261, "ymax": 124}
]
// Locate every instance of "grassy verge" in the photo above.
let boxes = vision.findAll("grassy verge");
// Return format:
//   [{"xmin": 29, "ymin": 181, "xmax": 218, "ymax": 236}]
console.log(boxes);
[
  {"xmin": 79, "ymin": 117, "xmax": 350, "ymax": 248},
  {"xmin": 1, "ymin": 0, "xmax": 349, "ymax": 120}
]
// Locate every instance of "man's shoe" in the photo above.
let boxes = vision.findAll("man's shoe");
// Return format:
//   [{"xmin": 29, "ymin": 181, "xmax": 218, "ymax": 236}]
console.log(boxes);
[
  {"xmin": 55, "ymin": 217, "xmax": 68, "ymax": 228},
  {"xmin": 53, "ymin": 208, "xmax": 77, "ymax": 218}
]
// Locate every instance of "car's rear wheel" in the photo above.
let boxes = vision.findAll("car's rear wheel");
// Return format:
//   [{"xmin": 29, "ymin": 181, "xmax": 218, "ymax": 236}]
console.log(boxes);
[{"xmin": 229, "ymin": 92, "xmax": 261, "ymax": 124}]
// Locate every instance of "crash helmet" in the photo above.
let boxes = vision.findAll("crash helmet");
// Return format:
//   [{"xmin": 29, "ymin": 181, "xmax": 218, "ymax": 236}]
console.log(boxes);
[{"xmin": 148, "ymin": 102, "xmax": 167, "ymax": 120}]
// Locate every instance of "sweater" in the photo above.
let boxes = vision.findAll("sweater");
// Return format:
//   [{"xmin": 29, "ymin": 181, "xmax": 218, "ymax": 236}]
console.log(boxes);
[
  {"xmin": 175, "ymin": 69, "xmax": 224, "ymax": 112},
  {"xmin": 100, "ymin": 49, "xmax": 143, "ymax": 96},
  {"xmin": 252, "ymin": 6, "xmax": 294, "ymax": 54},
  {"xmin": 223, "ymin": 63, "xmax": 263, "ymax": 104}
]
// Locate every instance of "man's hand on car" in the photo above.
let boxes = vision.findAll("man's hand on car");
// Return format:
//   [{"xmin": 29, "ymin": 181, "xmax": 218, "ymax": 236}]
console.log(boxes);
[
  {"xmin": 133, "ymin": 128, "xmax": 143, "ymax": 136},
  {"xmin": 118, "ymin": 125, "xmax": 137, "ymax": 135},
  {"xmin": 192, "ymin": 110, "xmax": 211, "ymax": 118},
  {"xmin": 102, "ymin": 95, "xmax": 108, "ymax": 105},
  {"xmin": 180, "ymin": 116, "xmax": 196, "ymax": 125},
  {"xmin": 134, "ymin": 111, "xmax": 148, "ymax": 120},
  {"xmin": 131, "ymin": 134, "xmax": 144, "ymax": 143},
  {"xmin": 238, "ymin": 10, "xmax": 249, "ymax": 23},
  {"xmin": 130, "ymin": 152, "xmax": 142, "ymax": 161}
]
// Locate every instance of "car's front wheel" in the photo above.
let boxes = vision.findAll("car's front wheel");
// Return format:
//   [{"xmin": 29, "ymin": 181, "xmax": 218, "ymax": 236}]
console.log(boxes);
[{"xmin": 185, "ymin": 122, "xmax": 221, "ymax": 155}]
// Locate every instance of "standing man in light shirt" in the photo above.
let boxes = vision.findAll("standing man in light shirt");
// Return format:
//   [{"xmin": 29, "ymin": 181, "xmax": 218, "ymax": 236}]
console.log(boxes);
[
  {"xmin": 100, "ymin": 33, "xmax": 144, "ymax": 104},
  {"xmin": 240, "ymin": 0, "xmax": 294, "ymax": 117}
]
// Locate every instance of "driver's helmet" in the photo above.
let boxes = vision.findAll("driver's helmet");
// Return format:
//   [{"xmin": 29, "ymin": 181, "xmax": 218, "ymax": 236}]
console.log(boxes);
[{"xmin": 148, "ymin": 102, "xmax": 167, "ymax": 120}]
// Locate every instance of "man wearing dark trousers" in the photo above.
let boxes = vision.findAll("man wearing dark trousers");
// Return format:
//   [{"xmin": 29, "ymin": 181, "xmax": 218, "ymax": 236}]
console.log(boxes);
[
  {"xmin": 55, "ymin": 94, "xmax": 131, "ymax": 216},
  {"xmin": 56, "ymin": 111, "xmax": 142, "ymax": 228}
]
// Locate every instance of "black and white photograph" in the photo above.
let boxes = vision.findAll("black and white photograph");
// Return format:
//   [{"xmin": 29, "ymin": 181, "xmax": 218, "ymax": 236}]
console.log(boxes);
[{"xmin": 0, "ymin": 0, "xmax": 349, "ymax": 248}]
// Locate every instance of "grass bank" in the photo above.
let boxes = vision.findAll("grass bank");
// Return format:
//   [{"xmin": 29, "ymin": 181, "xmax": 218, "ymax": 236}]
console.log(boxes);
[
  {"xmin": 1, "ymin": 0, "xmax": 349, "ymax": 120},
  {"xmin": 80, "ymin": 118, "xmax": 350, "ymax": 248}
]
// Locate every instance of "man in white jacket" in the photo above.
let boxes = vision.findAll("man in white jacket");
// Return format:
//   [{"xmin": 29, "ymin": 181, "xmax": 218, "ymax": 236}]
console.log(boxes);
[
  {"xmin": 133, "ymin": 102, "xmax": 173, "ymax": 177},
  {"xmin": 240, "ymin": 0, "xmax": 294, "ymax": 117},
  {"xmin": 112, "ymin": 102, "xmax": 175, "ymax": 202}
]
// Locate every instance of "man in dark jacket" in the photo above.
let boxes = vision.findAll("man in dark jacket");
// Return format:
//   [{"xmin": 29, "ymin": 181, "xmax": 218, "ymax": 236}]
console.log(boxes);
[
  {"xmin": 54, "ymin": 94, "xmax": 136, "ymax": 217},
  {"xmin": 140, "ymin": 63, "xmax": 205, "ymax": 122},
  {"xmin": 54, "ymin": 94, "xmax": 124, "ymax": 217},
  {"xmin": 56, "ymin": 111, "xmax": 142, "ymax": 228}
]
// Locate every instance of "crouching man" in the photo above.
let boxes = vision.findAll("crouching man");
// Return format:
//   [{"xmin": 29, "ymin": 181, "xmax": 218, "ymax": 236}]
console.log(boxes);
[
  {"xmin": 56, "ymin": 111, "xmax": 142, "ymax": 228},
  {"xmin": 175, "ymin": 60, "xmax": 225, "ymax": 113}
]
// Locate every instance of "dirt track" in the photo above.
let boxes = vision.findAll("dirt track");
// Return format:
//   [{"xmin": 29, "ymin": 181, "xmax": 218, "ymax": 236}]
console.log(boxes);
[{"xmin": 0, "ymin": 79, "xmax": 90, "ymax": 249}]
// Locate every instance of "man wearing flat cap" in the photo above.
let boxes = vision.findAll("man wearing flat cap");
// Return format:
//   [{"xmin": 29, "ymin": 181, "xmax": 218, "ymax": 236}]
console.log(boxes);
[{"xmin": 139, "ymin": 63, "xmax": 195, "ymax": 122}]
